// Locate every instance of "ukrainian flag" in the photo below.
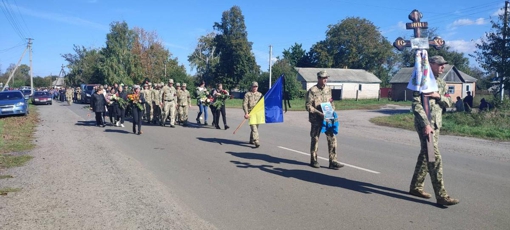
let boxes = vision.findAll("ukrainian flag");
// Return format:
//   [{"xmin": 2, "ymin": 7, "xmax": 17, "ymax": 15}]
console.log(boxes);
[{"xmin": 249, "ymin": 76, "xmax": 284, "ymax": 125}]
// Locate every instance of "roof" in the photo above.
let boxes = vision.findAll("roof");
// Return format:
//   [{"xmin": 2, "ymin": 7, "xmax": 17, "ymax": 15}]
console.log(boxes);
[
  {"xmin": 295, "ymin": 67, "xmax": 381, "ymax": 84},
  {"xmin": 52, "ymin": 77, "xmax": 65, "ymax": 86},
  {"xmin": 390, "ymin": 65, "xmax": 477, "ymax": 84}
]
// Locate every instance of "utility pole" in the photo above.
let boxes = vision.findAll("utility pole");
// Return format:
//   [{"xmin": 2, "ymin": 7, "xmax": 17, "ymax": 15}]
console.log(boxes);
[
  {"xmin": 29, "ymin": 38, "xmax": 33, "ymax": 95},
  {"xmin": 269, "ymin": 45, "xmax": 272, "ymax": 88},
  {"xmin": 501, "ymin": 0, "xmax": 509, "ymax": 100},
  {"xmin": 2, "ymin": 41, "xmax": 30, "ymax": 91}
]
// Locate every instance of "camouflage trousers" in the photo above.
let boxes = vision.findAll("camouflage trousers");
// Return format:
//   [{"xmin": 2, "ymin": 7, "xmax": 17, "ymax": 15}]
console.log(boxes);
[
  {"xmin": 410, "ymin": 126, "xmax": 447, "ymax": 199},
  {"xmin": 152, "ymin": 103, "xmax": 161, "ymax": 123},
  {"xmin": 145, "ymin": 101, "xmax": 153, "ymax": 121},
  {"xmin": 179, "ymin": 105, "xmax": 189, "ymax": 122},
  {"xmin": 66, "ymin": 96, "xmax": 73, "ymax": 105},
  {"xmin": 161, "ymin": 101, "xmax": 175, "ymax": 126},
  {"xmin": 310, "ymin": 123, "xmax": 337, "ymax": 163},
  {"xmin": 249, "ymin": 124, "xmax": 259, "ymax": 145}
]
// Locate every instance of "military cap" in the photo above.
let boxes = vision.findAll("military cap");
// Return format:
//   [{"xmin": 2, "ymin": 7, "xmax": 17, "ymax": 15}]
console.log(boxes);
[
  {"xmin": 429, "ymin": 55, "xmax": 448, "ymax": 65},
  {"xmin": 144, "ymin": 84, "xmax": 148, "ymax": 87},
  {"xmin": 160, "ymin": 82, "xmax": 164, "ymax": 86},
  {"xmin": 148, "ymin": 82, "xmax": 152, "ymax": 86},
  {"xmin": 317, "ymin": 70, "xmax": 329, "ymax": 78},
  {"xmin": 252, "ymin": 81, "xmax": 258, "ymax": 87},
  {"xmin": 169, "ymin": 79, "xmax": 174, "ymax": 83},
  {"xmin": 182, "ymin": 83, "xmax": 187, "ymax": 87},
  {"xmin": 176, "ymin": 82, "xmax": 181, "ymax": 87},
  {"xmin": 133, "ymin": 85, "xmax": 140, "ymax": 89}
]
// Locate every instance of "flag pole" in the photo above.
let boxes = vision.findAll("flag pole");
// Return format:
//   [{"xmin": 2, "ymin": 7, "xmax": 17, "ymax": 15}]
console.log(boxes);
[{"xmin": 233, "ymin": 118, "xmax": 247, "ymax": 134}]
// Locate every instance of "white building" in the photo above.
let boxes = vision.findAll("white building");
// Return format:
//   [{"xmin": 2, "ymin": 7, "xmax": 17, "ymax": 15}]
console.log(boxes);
[{"xmin": 295, "ymin": 67, "xmax": 382, "ymax": 100}]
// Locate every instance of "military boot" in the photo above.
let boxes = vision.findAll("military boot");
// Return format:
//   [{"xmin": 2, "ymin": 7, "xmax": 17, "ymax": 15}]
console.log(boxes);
[
  {"xmin": 310, "ymin": 153, "xmax": 319, "ymax": 168},
  {"xmin": 409, "ymin": 189, "xmax": 432, "ymax": 199},
  {"xmin": 328, "ymin": 161, "xmax": 344, "ymax": 170},
  {"xmin": 437, "ymin": 196, "xmax": 459, "ymax": 206}
]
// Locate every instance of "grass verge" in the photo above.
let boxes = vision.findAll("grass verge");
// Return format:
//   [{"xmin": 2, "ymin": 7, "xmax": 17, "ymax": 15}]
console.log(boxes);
[
  {"xmin": 0, "ymin": 104, "xmax": 38, "ymax": 195},
  {"xmin": 0, "ymin": 187, "xmax": 21, "ymax": 195},
  {"xmin": 370, "ymin": 111, "xmax": 510, "ymax": 141}
]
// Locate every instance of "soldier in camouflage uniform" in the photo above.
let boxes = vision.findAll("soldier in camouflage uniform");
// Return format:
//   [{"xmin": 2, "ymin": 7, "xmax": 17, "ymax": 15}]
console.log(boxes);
[
  {"xmin": 409, "ymin": 55, "xmax": 459, "ymax": 206},
  {"xmin": 76, "ymin": 87, "xmax": 82, "ymax": 102},
  {"xmin": 305, "ymin": 70, "xmax": 344, "ymax": 170},
  {"xmin": 243, "ymin": 81, "xmax": 262, "ymax": 148},
  {"xmin": 177, "ymin": 83, "xmax": 192, "ymax": 126},
  {"xmin": 160, "ymin": 79, "xmax": 176, "ymax": 128},
  {"xmin": 152, "ymin": 83, "xmax": 162, "ymax": 125},
  {"xmin": 175, "ymin": 83, "xmax": 182, "ymax": 124},
  {"xmin": 66, "ymin": 87, "xmax": 74, "ymax": 106},
  {"xmin": 145, "ymin": 83, "xmax": 154, "ymax": 122}
]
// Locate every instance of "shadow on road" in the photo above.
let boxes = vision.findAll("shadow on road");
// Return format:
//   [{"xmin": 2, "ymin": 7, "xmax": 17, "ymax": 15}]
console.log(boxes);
[
  {"xmin": 197, "ymin": 137, "xmax": 252, "ymax": 147},
  {"xmin": 227, "ymin": 152, "xmax": 440, "ymax": 207},
  {"xmin": 369, "ymin": 109, "xmax": 410, "ymax": 115},
  {"xmin": 104, "ymin": 129, "xmax": 131, "ymax": 134},
  {"xmin": 226, "ymin": 151, "xmax": 309, "ymax": 166},
  {"xmin": 75, "ymin": 120, "xmax": 97, "ymax": 126}
]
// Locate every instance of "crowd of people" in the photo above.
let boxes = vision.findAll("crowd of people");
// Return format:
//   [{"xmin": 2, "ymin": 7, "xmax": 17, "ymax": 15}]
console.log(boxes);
[{"xmin": 87, "ymin": 80, "xmax": 232, "ymax": 135}]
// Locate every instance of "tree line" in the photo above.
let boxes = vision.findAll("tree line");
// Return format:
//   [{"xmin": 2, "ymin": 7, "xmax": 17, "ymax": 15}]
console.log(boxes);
[{"xmin": 1, "ymin": 5, "xmax": 507, "ymax": 97}]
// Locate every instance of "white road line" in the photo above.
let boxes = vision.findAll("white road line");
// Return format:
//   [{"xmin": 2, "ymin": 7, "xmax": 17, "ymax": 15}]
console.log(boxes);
[{"xmin": 278, "ymin": 146, "xmax": 380, "ymax": 174}]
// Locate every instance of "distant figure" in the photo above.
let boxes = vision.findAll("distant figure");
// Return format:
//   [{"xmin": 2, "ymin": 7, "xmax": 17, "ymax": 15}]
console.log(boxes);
[
  {"xmin": 455, "ymin": 96, "xmax": 465, "ymax": 112},
  {"xmin": 463, "ymin": 91, "xmax": 473, "ymax": 111},
  {"xmin": 479, "ymin": 98, "xmax": 491, "ymax": 112}
]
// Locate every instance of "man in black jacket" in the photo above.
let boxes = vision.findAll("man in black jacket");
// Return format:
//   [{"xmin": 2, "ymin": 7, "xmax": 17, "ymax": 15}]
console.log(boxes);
[{"xmin": 90, "ymin": 87, "xmax": 107, "ymax": 127}]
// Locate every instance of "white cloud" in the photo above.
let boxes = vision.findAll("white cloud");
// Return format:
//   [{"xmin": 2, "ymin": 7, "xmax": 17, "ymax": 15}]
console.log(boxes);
[
  {"xmin": 452, "ymin": 18, "xmax": 487, "ymax": 26},
  {"xmin": 447, "ymin": 39, "xmax": 479, "ymax": 53},
  {"xmin": 380, "ymin": 21, "xmax": 406, "ymax": 35},
  {"xmin": 4, "ymin": 3, "xmax": 108, "ymax": 31}
]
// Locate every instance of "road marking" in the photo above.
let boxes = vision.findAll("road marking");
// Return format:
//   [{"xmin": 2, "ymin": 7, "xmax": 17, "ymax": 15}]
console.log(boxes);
[{"xmin": 277, "ymin": 146, "xmax": 380, "ymax": 174}]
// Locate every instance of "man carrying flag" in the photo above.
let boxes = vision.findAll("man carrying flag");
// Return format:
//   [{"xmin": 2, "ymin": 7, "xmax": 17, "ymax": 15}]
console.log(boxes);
[
  {"xmin": 243, "ymin": 81, "xmax": 263, "ymax": 148},
  {"xmin": 305, "ymin": 70, "xmax": 344, "ymax": 170}
]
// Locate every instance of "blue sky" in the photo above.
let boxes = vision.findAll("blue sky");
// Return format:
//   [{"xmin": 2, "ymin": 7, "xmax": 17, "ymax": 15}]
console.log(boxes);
[{"xmin": 0, "ymin": 0, "xmax": 505, "ymax": 78}]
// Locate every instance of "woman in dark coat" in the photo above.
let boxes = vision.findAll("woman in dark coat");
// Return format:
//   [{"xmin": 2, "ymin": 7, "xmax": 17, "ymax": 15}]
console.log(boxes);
[
  {"xmin": 90, "ymin": 87, "xmax": 107, "ymax": 127},
  {"xmin": 131, "ymin": 85, "xmax": 146, "ymax": 135}
]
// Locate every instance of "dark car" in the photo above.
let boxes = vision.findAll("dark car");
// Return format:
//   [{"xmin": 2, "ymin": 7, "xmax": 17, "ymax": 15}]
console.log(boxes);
[
  {"xmin": 21, "ymin": 89, "xmax": 33, "ymax": 100},
  {"xmin": 0, "ymin": 90, "xmax": 29, "ymax": 117},
  {"xmin": 80, "ymin": 84, "xmax": 100, "ymax": 104},
  {"xmin": 32, "ymin": 91, "xmax": 53, "ymax": 105}
]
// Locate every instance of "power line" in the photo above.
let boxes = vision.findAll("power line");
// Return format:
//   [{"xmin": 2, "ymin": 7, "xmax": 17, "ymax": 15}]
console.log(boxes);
[
  {"xmin": 12, "ymin": 0, "xmax": 32, "ymax": 37},
  {"xmin": 0, "ymin": 0, "xmax": 30, "ymax": 41},
  {"xmin": 0, "ymin": 41, "xmax": 25, "ymax": 53}
]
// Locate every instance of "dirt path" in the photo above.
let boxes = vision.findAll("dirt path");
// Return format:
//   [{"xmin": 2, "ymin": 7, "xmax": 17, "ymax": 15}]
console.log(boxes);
[{"xmin": 0, "ymin": 104, "xmax": 216, "ymax": 230}]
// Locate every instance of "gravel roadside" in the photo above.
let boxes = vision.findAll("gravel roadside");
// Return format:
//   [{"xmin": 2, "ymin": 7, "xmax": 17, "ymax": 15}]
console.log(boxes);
[{"xmin": 0, "ymin": 104, "xmax": 216, "ymax": 230}]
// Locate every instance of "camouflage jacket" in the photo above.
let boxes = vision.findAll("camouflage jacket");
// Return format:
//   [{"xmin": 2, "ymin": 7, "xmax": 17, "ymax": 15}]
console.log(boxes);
[
  {"xmin": 160, "ymin": 85, "xmax": 176, "ymax": 102},
  {"xmin": 412, "ymin": 78, "xmax": 452, "ymax": 130},
  {"xmin": 306, "ymin": 84, "xmax": 335, "ymax": 123},
  {"xmin": 141, "ymin": 89, "xmax": 153, "ymax": 102},
  {"xmin": 151, "ymin": 89, "xmax": 160, "ymax": 105},
  {"xmin": 243, "ymin": 91, "xmax": 262, "ymax": 114},
  {"xmin": 177, "ymin": 89, "xmax": 191, "ymax": 106}
]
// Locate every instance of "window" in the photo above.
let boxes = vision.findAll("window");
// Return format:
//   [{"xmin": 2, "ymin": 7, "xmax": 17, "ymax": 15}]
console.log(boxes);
[
  {"xmin": 448, "ymin": 86, "xmax": 455, "ymax": 94},
  {"xmin": 466, "ymin": 85, "xmax": 470, "ymax": 92},
  {"xmin": 358, "ymin": 84, "xmax": 362, "ymax": 91}
]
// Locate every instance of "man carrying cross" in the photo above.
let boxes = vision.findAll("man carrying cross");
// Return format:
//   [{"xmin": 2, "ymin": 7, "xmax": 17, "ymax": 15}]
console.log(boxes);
[
  {"xmin": 394, "ymin": 10, "xmax": 459, "ymax": 206},
  {"xmin": 409, "ymin": 55, "xmax": 459, "ymax": 206}
]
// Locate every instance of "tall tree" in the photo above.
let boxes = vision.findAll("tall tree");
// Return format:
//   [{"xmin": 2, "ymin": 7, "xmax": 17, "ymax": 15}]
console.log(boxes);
[
  {"xmin": 62, "ymin": 45, "xmax": 103, "ymax": 86},
  {"xmin": 132, "ymin": 27, "xmax": 172, "ymax": 83},
  {"xmin": 213, "ymin": 6, "xmax": 260, "ymax": 90},
  {"xmin": 271, "ymin": 58, "xmax": 302, "ymax": 99},
  {"xmin": 282, "ymin": 43, "xmax": 306, "ymax": 67},
  {"xmin": 303, "ymin": 17, "xmax": 394, "ymax": 72},
  {"xmin": 472, "ymin": 9, "xmax": 510, "ymax": 92},
  {"xmin": 100, "ymin": 21, "xmax": 142, "ymax": 85},
  {"xmin": 188, "ymin": 32, "xmax": 219, "ymax": 84}
]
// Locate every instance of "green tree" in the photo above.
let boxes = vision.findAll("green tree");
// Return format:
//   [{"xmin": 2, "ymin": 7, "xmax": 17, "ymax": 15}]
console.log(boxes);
[
  {"xmin": 282, "ymin": 43, "xmax": 306, "ymax": 67},
  {"xmin": 213, "ymin": 6, "xmax": 260, "ymax": 90},
  {"xmin": 100, "ymin": 21, "xmax": 142, "ymax": 86},
  {"xmin": 303, "ymin": 17, "xmax": 394, "ymax": 72},
  {"xmin": 472, "ymin": 10, "xmax": 510, "ymax": 92},
  {"xmin": 271, "ymin": 58, "xmax": 302, "ymax": 99},
  {"xmin": 188, "ymin": 32, "xmax": 219, "ymax": 84},
  {"xmin": 62, "ymin": 45, "xmax": 103, "ymax": 86},
  {"xmin": 132, "ymin": 27, "xmax": 173, "ymax": 83}
]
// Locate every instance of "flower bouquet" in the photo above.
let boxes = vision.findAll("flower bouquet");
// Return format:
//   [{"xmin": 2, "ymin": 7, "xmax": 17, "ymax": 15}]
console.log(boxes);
[
  {"xmin": 212, "ymin": 89, "xmax": 229, "ymax": 109},
  {"xmin": 112, "ymin": 94, "xmax": 128, "ymax": 109},
  {"xmin": 127, "ymin": 93, "xmax": 144, "ymax": 111},
  {"xmin": 197, "ymin": 90, "xmax": 212, "ymax": 106}
]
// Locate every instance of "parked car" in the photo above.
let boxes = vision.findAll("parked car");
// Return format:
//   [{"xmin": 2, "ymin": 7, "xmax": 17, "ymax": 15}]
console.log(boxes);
[
  {"xmin": 21, "ymin": 89, "xmax": 32, "ymax": 100},
  {"xmin": 32, "ymin": 91, "xmax": 53, "ymax": 105},
  {"xmin": 80, "ymin": 84, "xmax": 100, "ymax": 104},
  {"xmin": 0, "ymin": 90, "xmax": 29, "ymax": 117}
]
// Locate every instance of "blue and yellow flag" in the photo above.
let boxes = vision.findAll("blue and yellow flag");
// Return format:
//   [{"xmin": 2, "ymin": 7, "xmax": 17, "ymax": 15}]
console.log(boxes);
[{"xmin": 249, "ymin": 76, "xmax": 284, "ymax": 125}]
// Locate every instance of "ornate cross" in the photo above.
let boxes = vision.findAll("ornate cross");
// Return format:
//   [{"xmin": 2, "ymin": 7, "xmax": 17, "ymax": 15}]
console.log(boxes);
[{"xmin": 393, "ymin": 9, "xmax": 445, "ymax": 51}]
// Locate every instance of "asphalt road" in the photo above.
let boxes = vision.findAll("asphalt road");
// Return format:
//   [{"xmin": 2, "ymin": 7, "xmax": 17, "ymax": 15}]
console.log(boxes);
[{"xmin": 66, "ymin": 102, "xmax": 510, "ymax": 230}]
